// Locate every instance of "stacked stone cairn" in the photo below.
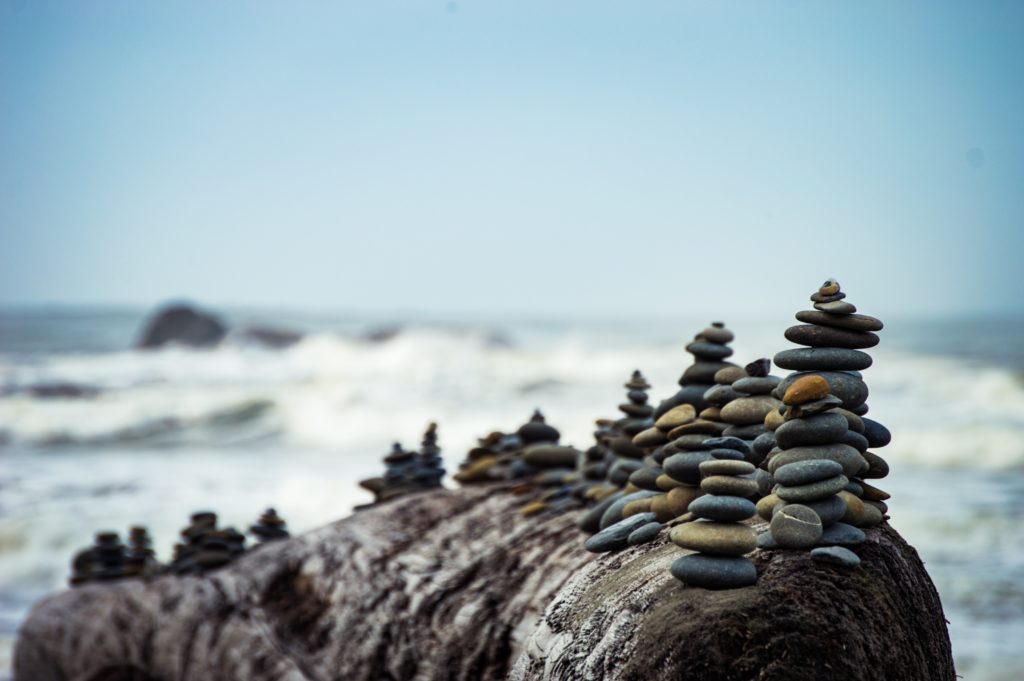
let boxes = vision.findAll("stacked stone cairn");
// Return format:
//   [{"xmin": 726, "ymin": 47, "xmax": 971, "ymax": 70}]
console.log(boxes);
[
  {"xmin": 668, "ymin": 455, "xmax": 760, "ymax": 589},
  {"xmin": 603, "ymin": 371, "xmax": 656, "ymax": 489},
  {"xmin": 413, "ymin": 422, "xmax": 446, "ymax": 489},
  {"xmin": 452, "ymin": 429, "xmax": 522, "ymax": 484},
  {"xmin": 69, "ymin": 531, "xmax": 132, "ymax": 586},
  {"xmin": 757, "ymin": 375, "xmax": 868, "ymax": 568},
  {"xmin": 170, "ymin": 511, "xmax": 246, "ymax": 575},
  {"xmin": 720, "ymin": 359, "xmax": 783, "ymax": 443},
  {"xmin": 249, "ymin": 508, "xmax": 290, "ymax": 544},
  {"xmin": 771, "ymin": 279, "xmax": 890, "ymax": 529},
  {"xmin": 125, "ymin": 526, "xmax": 161, "ymax": 577},
  {"xmin": 655, "ymin": 322, "xmax": 738, "ymax": 418},
  {"xmin": 358, "ymin": 424, "xmax": 446, "ymax": 504}
]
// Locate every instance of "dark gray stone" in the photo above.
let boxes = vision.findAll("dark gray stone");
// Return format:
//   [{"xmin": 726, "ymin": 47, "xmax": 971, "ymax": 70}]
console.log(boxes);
[
  {"xmin": 775, "ymin": 413, "xmax": 849, "ymax": 449},
  {"xmin": 837, "ymin": 429, "xmax": 869, "ymax": 453},
  {"xmin": 585, "ymin": 513, "xmax": 659, "ymax": 553},
  {"xmin": 767, "ymin": 443, "xmax": 867, "ymax": 478},
  {"xmin": 701, "ymin": 437, "xmax": 750, "ymax": 454},
  {"xmin": 774, "ymin": 459, "xmax": 844, "ymax": 486},
  {"xmin": 774, "ymin": 348, "xmax": 873, "ymax": 372},
  {"xmin": 810, "ymin": 546, "xmax": 862, "ymax": 567},
  {"xmin": 862, "ymin": 418, "xmax": 892, "ymax": 448},
  {"xmin": 732, "ymin": 376, "xmax": 781, "ymax": 395},
  {"xmin": 795, "ymin": 310, "xmax": 884, "ymax": 332},
  {"xmin": 663, "ymin": 452, "xmax": 713, "ymax": 486},
  {"xmin": 775, "ymin": 475, "xmax": 848, "ymax": 503},
  {"xmin": 627, "ymin": 521, "xmax": 664, "ymax": 546},
  {"xmin": 756, "ymin": 530, "xmax": 780, "ymax": 550},
  {"xmin": 810, "ymin": 291, "xmax": 846, "ymax": 303},
  {"xmin": 861, "ymin": 451, "xmax": 890, "ymax": 479},
  {"xmin": 751, "ymin": 432, "xmax": 776, "ymax": 460},
  {"xmin": 722, "ymin": 424, "xmax": 767, "ymax": 441},
  {"xmin": 599, "ymin": 491, "xmax": 660, "ymax": 530},
  {"xmin": 707, "ymin": 448, "xmax": 746, "ymax": 461},
  {"xmin": 784, "ymin": 324, "xmax": 879, "ymax": 349},
  {"xmin": 578, "ymin": 491, "xmax": 623, "ymax": 533},
  {"xmin": 703, "ymin": 384, "xmax": 741, "ymax": 406},
  {"xmin": 819, "ymin": 522, "xmax": 866, "ymax": 547},
  {"xmin": 628, "ymin": 466, "xmax": 663, "ymax": 491},
  {"xmin": 770, "ymin": 504, "xmax": 823, "ymax": 549},
  {"xmin": 669, "ymin": 554, "xmax": 758, "ymax": 589},
  {"xmin": 686, "ymin": 340, "xmax": 734, "ymax": 360},
  {"xmin": 688, "ymin": 495, "xmax": 756, "ymax": 522}
]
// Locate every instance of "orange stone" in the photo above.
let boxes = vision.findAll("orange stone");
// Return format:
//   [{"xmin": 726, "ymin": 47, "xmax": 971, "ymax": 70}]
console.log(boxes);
[{"xmin": 782, "ymin": 375, "xmax": 831, "ymax": 406}]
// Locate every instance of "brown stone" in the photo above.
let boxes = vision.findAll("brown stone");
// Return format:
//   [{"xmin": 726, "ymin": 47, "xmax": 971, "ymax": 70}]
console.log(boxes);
[
  {"xmin": 713, "ymin": 366, "xmax": 747, "ymax": 385},
  {"xmin": 700, "ymin": 476, "xmax": 759, "ymax": 497},
  {"xmin": 650, "ymin": 494, "xmax": 676, "ymax": 522},
  {"xmin": 655, "ymin": 404, "xmax": 697, "ymax": 431},
  {"xmin": 783, "ymin": 375, "xmax": 831, "ymax": 406},
  {"xmin": 756, "ymin": 493, "xmax": 784, "ymax": 521},
  {"xmin": 521, "ymin": 501, "xmax": 547, "ymax": 516},
  {"xmin": 623, "ymin": 498, "xmax": 655, "ymax": 518},
  {"xmin": 838, "ymin": 491, "xmax": 866, "ymax": 525},
  {"xmin": 666, "ymin": 485, "xmax": 703, "ymax": 517},
  {"xmin": 633, "ymin": 427, "xmax": 668, "ymax": 448},
  {"xmin": 720, "ymin": 396, "xmax": 783, "ymax": 425},
  {"xmin": 670, "ymin": 520, "xmax": 757, "ymax": 556},
  {"xmin": 764, "ymin": 408, "xmax": 785, "ymax": 431}
]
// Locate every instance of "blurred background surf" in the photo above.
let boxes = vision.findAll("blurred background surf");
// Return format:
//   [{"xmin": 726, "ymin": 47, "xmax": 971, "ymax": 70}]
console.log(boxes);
[{"xmin": 1, "ymin": 305, "xmax": 1023, "ymax": 678}]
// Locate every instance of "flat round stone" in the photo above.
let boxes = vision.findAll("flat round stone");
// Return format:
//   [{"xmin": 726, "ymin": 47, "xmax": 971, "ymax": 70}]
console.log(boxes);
[
  {"xmin": 686, "ymin": 340, "xmax": 734, "ymax": 360},
  {"xmin": 818, "ymin": 522, "xmax": 866, "ymax": 547},
  {"xmin": 813, "ymin": 300, "xmax": 857, "ymax": 314},
  {"xmin": 722, "ymin": 424, "xmax": 767, "ymax": 441},
  {"xmin": 670, "ymin": 520, "xmax": 757, "ymax": 556},
  {"xmin": 795, "ymin": 310, "xmax": 884, "ymax": 332},
  {"xmin": 688, "ymin": 495, "xmax": 756, "ymax": 521},
  {"xmin": 837, "ymin": 429, "xmax": 869, "ymax": 453},
  {"xmin": 670, "ymin": 553, "xmax": 757, "ymax": 589},
  {"xmin": 666, "ymin": 420, "xmax": 724, "ymax": 439},
  {"xmin": 774, "ymin": 348, "xmax": 873, "ymax": 372},
  {"xmin": 810, "ymin": 546, "xmax": 861, "ymax": 567},
  {"xmin": 784, "ymin": 324, "xmax": 879, "ymax": 349},
  {"xmin": 703, "ymin": 384, "xmax": 742, "ymax": 406},
  {"xmin": 770, "ymin": 504, "xmax": 823, "ymax": 549},
  {"xmin": 713, "ymin": 366, "xmax": 747, "ymax": 384},
  {"xmin": 599, "ymin": 490, "xmax": 660, "ymax": 530},
  {"xmin": 701, "ymin": 475, "xmax": 759, "ymax": 497},
  {"xmin": 699, "ymin": 459, "xmax": 755, "ymax": 477},
  {"xmin": 862, "ymin": 418, "xmax": 892, "ymax": 448},
  {"xmin": 732, "ymin": 376, "xmax": 781, "ymax": 395},
  {"xmin": 702, "ymin": 437, "xmax": 751, "ymax": 454},
  {"xmin": 627, "ymin": 521, "xmax": 664, "ymax": 546},
  {"xmin": 775, "ymin": 474, "xmax": 848, "ymax": 503},
  {"xmin": 664, "ymin": 451, "xmax": 713, "ymax": 485},
  {"xmin": 654, "ymin": 404, "xmax": 697, "ymax": 431},
  {"xmin": 775, "ymin": 412, "xmax": 849, "ymax": 449},
  {"xmin": 683, "ymin": 361, "xmax": 733, "ymax": 385},
  {"xmin": 707, "ymin": 448, "xmax": 746, "ymax": 462},
  {"xmin": 522, "ymin": 444, "xmax": 580, "ymax": 468},
  {"xmin": 666, "ymin": 485, "xmax": 703, "ymax": 516},
  {"xmin": 767, "ymin": 443, "xmax": 866, "ymax": 478},
  {"xmin": 701, "ymin": 324, "xmax": 735, "ymax": 344},
  {"xmin": 810, "ymin": 290, "xmax": 845, "ymax": 303},
  {"xmin": 633, "ymin": 427, "xmax": 668, "ymax": 448},
  {"xmin": 782, "ymin": 374, "xmax": 830, "ymax": 405},
  {"xmin": 774, "ymin": 459, "xmax": 844, "ymax": 486},
  {"xmin": 628, "ymin": 466, "xmax": 664, "ymax": 491},
  {"xmin": 585, "ymin": 513, "xmax": 659, "ymax": 552},
  {"xmin": 720, "ymin": 395, "xmax": 783, "ymax": 425}
]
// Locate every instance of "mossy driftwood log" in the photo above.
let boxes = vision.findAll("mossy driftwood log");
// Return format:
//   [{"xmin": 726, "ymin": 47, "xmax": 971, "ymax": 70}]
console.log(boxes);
[{"xmin": 15, "ymin": 485, "xmax": 954, "ymax": 681}]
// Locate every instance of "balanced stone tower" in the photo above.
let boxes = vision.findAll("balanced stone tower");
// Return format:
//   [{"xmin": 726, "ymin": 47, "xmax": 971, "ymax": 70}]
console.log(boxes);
[
  {"xmin": 414, "ymin": 422, "xmax": 446, "ymax": 489},
  {"xmin": 250, "ymin": 508, "xmax": 290, "ymax": 544},
  {"xmin": 655, "ymin": 322, "xmax": 738, "ymax": 418},
  {"xmin": 604, "ymin": 370, "xmax": 656, "ymax": 486},
  {"xmin": 170, "ymin": 511, "xmax": 246, "ymax": 575},
  {"xmin": 772, "ymin": 279, "xmax": 889, "ymax": 527},
  {"xmin": 759, "ymin": 375, "xmax": 868, "ymax": 567},
  {"xmin": 69, "ymin": 531, "xmax": 131, "ymax": 586},
  {"xmin": 125, "ymin": 526, "xmax": 160, "ymax": 577},
  {"xmin": 669, "ymin": 457, "xmax": 759, "ymax": 589}
]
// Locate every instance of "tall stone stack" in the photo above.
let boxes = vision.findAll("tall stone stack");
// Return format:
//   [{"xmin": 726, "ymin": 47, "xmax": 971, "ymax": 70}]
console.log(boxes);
[
  {"xmin": 413, "ymin": 422, "xmax": 446, "ymax": 489},
  {"xmin": 604, "ymin": 371, "xmax": 656, "ymax": 486},
  {"xmin": 249, "ymin": 508, "xmax": 290, "ymax": 544},
  {"xmin": 721, "ymin": 359, "xmax": 783, "ymax": 442},
  {"xmin": 669, "ymin": 457, "xmax": 759, "ymax": 589},
  {"xmin": 655, "ymin": 322, "xmax": 738, "ymax": 418},
  {"xmin": 772, "ymin": 279, "xmax": 889, "ymax": 527},
  {"xmin": 125, "ymin": 526, "xmax": 161, "ymax": 577},
  {"xmin": 758, "ymin": 375, "xmax": 868, "ymax": 566}
]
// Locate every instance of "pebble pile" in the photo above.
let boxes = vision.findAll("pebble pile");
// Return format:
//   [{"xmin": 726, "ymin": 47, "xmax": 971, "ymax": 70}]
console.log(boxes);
[
  {"xmin": 359, "ymin": 424, "xmax": 447, "ymax": 503},
  {"xmin": 250, "ymin": 508, "xmax": 290, "ymax": 544},
  {"xmin": 655, "ymin": 322, "xmax": 738, "ymax": 418},
  {"xmin": 69, "ymin": 531, "xmax": 132, "ymax": 586},
  {"xmin": 126, "ymin": 526, "xmax": 160, "ymax": 577},
  {"xmin": 670, "ymin": 456, "xmax": 759, "ymax": 589},
  {"xmin": 757, "ymin": 375, "xmax": 868, "ymax": 565},
  {"xmin": 170, "ymin": 511, "xmax": 246, "ymax": 575},
  {"xmin": 772, "ymin": 279, "xmax": 890, "ymax": 529}
]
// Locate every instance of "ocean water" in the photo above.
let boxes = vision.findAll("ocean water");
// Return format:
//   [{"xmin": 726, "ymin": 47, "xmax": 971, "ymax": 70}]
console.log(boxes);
[{"xmin": 1, "ymin": 306, "xmax": 1023, "ymax": 679}]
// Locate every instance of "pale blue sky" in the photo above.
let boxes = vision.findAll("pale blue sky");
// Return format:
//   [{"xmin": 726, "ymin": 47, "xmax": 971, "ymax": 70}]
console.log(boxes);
[{"xmin": 1, "ymin": 1, "xmax": 1022, "ymax": 318}]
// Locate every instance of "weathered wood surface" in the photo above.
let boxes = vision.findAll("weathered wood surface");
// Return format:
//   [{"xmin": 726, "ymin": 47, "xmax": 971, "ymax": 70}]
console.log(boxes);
[{"xmin": 14, "ymin": 484, "xmax": 954, "ymax": 681}]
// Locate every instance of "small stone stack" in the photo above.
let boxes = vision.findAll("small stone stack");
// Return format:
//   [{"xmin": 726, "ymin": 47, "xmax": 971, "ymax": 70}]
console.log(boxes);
[
  {"xmin": 758, "ymin": 376, "xmax": 868, "ymax": 567},
  {"xmin": 604, "ymin": 371, "xmax": 656, "ymax": 487},
  {"xmin": 69, "ymin": 531, "xmax": 131, "ymax": 586},
  {"xmin": 655, "ymin": 322, "xmax": 738, "ymax": 418},
  {"xmin": 772, "ymin": 279, "xmax": 889, "ymax": 527},
  {"xmin": 669, "ymin": 457, "xmax": 759, "ymax": 589},
  {"xmin": 721, "ymin": 359, "xmax": 783, "ymax": 443},
  {"xmin": 413, "ymin": 422, "xmax": 446, "ymax": 489},
  {"xmin": 170, "ymin": 511, "xmax": 246, "ymax": 575},
  {"xmin": 249, "ymin": 508, "xmax": 290, "ymax": 544},
  {"xmin": 452, "ymin": 430, "xmax": 521, "ymax": 484},
  {"xmin": 125, "ymin": 526, "xmax": 161, "ymax": 577}
]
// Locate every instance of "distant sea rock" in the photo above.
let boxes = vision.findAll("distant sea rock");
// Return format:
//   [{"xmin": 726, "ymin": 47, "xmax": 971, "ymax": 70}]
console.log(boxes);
[
  {"xmin": 136, "ymin": 304, "xmax": 303, "ymax": 350},
  {"xmin": 136, "ymin": 304, "xmax": 228, "ymax": 349}
]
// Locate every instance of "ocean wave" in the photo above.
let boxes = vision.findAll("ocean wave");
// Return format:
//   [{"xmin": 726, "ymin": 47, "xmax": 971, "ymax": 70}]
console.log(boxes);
[{"xmin": 1, "ymin": 328, "xmax": 1022, "ymax": 468}]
